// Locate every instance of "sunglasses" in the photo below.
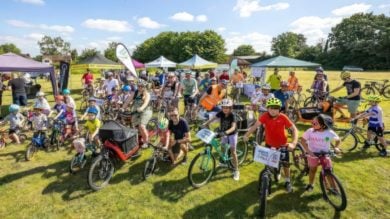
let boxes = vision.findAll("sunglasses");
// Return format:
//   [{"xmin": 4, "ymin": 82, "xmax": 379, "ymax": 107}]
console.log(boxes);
[{"xmin": 222, "ymin": 106, "xmax": 231, "ymax": 109}]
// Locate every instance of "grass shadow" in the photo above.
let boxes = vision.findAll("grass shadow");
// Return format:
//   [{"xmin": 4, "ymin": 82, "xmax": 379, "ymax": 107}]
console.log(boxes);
[
  {"xmin": 152, "ymin": 176, "xmax": 195, "ymax": 203},
  {"xmin": 335, "ymin": 149, "xmax": 379, "ymax": 163},
  {"xmin": 0, "ymin": 149, "xmax": 25, "ymax": 162}
]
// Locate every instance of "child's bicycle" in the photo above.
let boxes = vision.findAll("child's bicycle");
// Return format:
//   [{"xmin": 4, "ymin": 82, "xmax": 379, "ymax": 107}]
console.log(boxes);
[
  {"xmin": 0, "ymin": 128, "xmax": 27, "ymax": 149},
  {"xmin": 142, "ymin": 143, "xmax": 170, "ymax": 180},
  {"xmin": 69, "ymin": 132, "xmax": 99, "ymax": 174},
  {"xmin": 25, "ymin": 131, "xmax": 50, "ymax": 161},
  {"xmin": 187, "ymin": 128, "xmax": 248, "ymax": 188},
  {"xmin": 303, "ymin": 151, "xmax": 347, "ymax": 211},
  {"xmin": 48, "ymin": 119, "xmax": 65, "ymax": 150}
]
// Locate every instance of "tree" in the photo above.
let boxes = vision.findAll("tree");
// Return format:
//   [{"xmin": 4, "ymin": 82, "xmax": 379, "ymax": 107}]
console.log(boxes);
[
  {"xmin": 296, "ymin": 43, "xmax": 323, "ymax": 62},
  {"xmin": 38, "ymin": 35, "xmax": 71, "ymax": 56},
  {"xmin": 104, "ymin": 42, "xmax": 119, "ymax": 62},
  {"xmin": 70, "ymin": 49, "xmax": 78, "ymax": 62},
  {"xmin": 271, "ymin": 32, "xmax": 307, "ymax": 58},
  {"xmin": 78, "ymin": 48, "xmax": 98, "ymax": 61},
  {"xmin": 0, "ymin": 43, "xmax": 21, "ymax": 54},
  {"xmin": 233, "ymin": 44, "xmax": 256, "ymax": 56}
]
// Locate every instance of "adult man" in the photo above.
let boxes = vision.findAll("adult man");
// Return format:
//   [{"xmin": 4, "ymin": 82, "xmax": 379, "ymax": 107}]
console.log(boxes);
[
  {"xmin": 274, "ymin": 81, "xmax": 292, "ymax": 112},
  {"xmin": 267, "ymin": 68, "xmax": 282, "ymax": 93},
  {"xmin": 199, "ymin": 79, "xmax": 228, "ymax": 112},
  {"xmin": 181, "ymin": 71, "xmax": 198, "ymax": 114},
  {"xmin": 8, "ymin": 73, "xmax": 27, "ymax": 106},
  {"xmin": 198, "ymin": 73, "xmax": 211, "ymax": 93},
  {"xmin": 168, "ymin": 108, "xmax": 191, "ymax": 165},
  {"xmin": 161, "ymin": 72, "xmax": 180, "ymax": 110},
  {"xmin": 81, "ymin": 69, "xmax": 94, "ymax": 87},
  {"xmin": 230, "ymin": 68, "xmax": 245, "ymax": 100},
  {"xmin": 103, "ymin": 72, "xmax": 119, "ymax": 96},
  {"xmin": 330, "ymin": 71, "xmax": 361, "ymax": 118},
  {"xmin": 287, "ymin": 71, "xmax": 299, "ymax": 92},
  {"xmin": 219, "ymin": 69, "xmax": 230, "ymax": 81}
]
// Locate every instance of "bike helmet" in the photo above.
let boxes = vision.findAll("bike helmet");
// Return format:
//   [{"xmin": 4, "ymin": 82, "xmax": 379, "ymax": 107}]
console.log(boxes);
[
  {"xmin": 340, "ymin": 71, "xmax": 351, "ymax": 80},
  {"xmin": 106, "ymin": 71, "xmax": 113, "ymax": 76},
  {"xmin": 211, "ymin": 77, "xmax": 217, "ymax": 81},
  {"xmin": 87, "ymin": 107, "xmax": 98, "ymax": 115},
  {"xmin": 62, "ymin": 89, "xmax": 70, "ymax": 95},
  {"xmin": 137, "ymin": 79, "xmax": 148, "ymax": 87},
  {"xmin": 318, "ymin": 114, "xmax": 333, "ymax": 129},
  {"xmin": 9, "ymin": 104, "xmax": 20, "ymax": 113},
  {"xmin": 220, "ymin": 98, "xmax": 233, "ymax": 107},
  {"xmin": 316, "ymin": 67, "xmax": 324, "ymax": 72},
  {"xmin": 262, "ymin": 83, "xmax": 271, "ymax": 90},
  {"xmin": 158, "ymin": 117, "xmax": 169, "ymax": 129},
  {"xmin": 280, "ymin": 80, "xmax": 289, "ymax": 87},
  {"xmin": 366, "ymin": 95, "xmax": 382, "ymax": 103},
  {"xmin": 88, "ymin": 97, "xmax": 96, "ymax": 102},
  {"xmin": 266, "ymin": 98, "xmax": 282, "ymax": 108},
  {"xmin": 36, "ymin": 91, "xmax": 45, "ymax": 97},
  {"xmin": 55, "ymin": 95, "xmax": 64, "ymax": 101},
  {"xmin": 122, "ymin": 85, "xmax": 131, "ymax": 92}
]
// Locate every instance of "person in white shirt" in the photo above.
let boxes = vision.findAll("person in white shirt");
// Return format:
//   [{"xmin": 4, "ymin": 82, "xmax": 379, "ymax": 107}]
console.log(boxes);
[
  {"xmin": 103, "ymin": 72, "xmax": 119, "ymax": 96},
  {"xmin": 251, "ymin": 83, "xmax": 274, "ymax": 113},
  {"xmin": 34, "ymin": 91, "xmax": 51, "ymax": 116}
]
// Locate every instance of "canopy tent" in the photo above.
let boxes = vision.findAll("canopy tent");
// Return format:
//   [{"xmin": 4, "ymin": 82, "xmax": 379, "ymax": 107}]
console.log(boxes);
[
  {"xmin": 145, "ymin": 56, "xmax": 177, "ymax": 68},
  {"xmin": 343, "ymin": 65, "xmax": 363, "ymax": 71},
  {"xmin": 236, "ymin": 58, "xmax": 251, "ymax": 66},
  {"xmin": 71, "ymin": 53, "xmax": 123, "ymax": 70},
  {"xmin": 251, "ymin": 55, "xmax": 321, "ymax": 67},
  {"xmin": 132, "ymin": 59, "xmax": 145, "ymax": 69},
  {"xmin": 178, "ymin": 54, "xmax": 218, "ymax": 69},
  {"xmin": 0, "ymin": 52, "xmax": 57, "ymax": 95}
]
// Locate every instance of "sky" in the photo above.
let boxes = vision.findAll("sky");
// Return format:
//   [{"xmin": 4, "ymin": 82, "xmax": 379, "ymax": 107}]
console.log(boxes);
[{"xmin": 0, "ymin": 0, "xmax": 389, "ymax": 57}]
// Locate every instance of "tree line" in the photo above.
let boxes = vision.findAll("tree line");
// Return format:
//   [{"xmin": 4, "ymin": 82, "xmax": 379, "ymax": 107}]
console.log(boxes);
[{"xmin": 0, "ymin": 13, "xmax": 388, "ymax": 70}]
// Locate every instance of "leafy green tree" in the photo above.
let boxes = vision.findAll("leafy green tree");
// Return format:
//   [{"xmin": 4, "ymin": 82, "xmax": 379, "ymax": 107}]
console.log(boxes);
[
  {"xmin": 296, "ymin": 43, "xmax": 323, "ymax": 62},
  {"xmin": 271, "ymin": 32, "xmax": 307, "ymax": 58},
  {"xmin": 233, "ymin": 44, "xmax": 256, "ymax": 56},
  {"xmin": 0, "ymin": 43, "xmax": 21, "ymax": 54},
  {"xmin": 78, "ymin": 48, "xmax": 98, "ymax": 62},
  {"xmin": 38, "ymin": 35, "xmax": 71, "ymax": 56},
  {"xmin": 70, "ymin": 49, "xmax": 78, "ymax": 62},
  {"xmin": 104, "ymin": 42, "xmax": 119, "ymax": 62}
]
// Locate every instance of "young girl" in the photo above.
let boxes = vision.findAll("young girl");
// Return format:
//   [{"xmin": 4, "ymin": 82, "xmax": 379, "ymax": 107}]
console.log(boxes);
[
  {"xmin": 34, "ymin": 91, "xmax": 51, "ymax": 116},
  {"xmin": 31, "ymin": 106, "xmax": 48, "ymax": 139},
  {"xmin": 63, "ymin": 89, "xmax": 76, "ymax": 109},
  {"xmin": 0, "ymin": 104, "xmax": 25, "ymax": 144},
  {"xmin": 157, "ymin": 116, "xmax": 171, "ymax": 161},
  {"xmin": 202, "ymin": 98, "xmax": 240, "ymax": 181},
  {"xmin": 55, "ymin": 103, "xmax": 78, "ymax": 141},
  {"xmin": 301, "ymin": 114, "xmax": 341, "ymax": 192}
]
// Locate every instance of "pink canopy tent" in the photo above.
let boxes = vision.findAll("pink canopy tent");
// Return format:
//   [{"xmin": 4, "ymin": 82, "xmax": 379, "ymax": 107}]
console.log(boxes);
[{"xmin": 132, "ymin": 59, "xmax": 144, "ymax": 69}]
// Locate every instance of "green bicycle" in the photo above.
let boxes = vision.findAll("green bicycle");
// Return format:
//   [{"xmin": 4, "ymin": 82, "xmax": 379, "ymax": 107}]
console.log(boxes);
[{"xmin": 188, "ymin": 129, "xmax": 248, "ymax": 188}]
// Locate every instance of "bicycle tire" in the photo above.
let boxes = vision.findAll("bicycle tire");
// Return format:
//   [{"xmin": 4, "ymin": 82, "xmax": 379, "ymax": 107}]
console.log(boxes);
[
  {"xmin": 188, "ymin": 152, "xmax": 215, "ymax": 188},
  {"xmin": 88, "ymin": 155, "xmax": 115, "ymax": 191},
  {"xmin": 228, "ymin": 138, "xmax": 248, "ymax": 166},
  {"xmin": 374, "ymin": 133, "xmax": 388, "ymax": 152},
  {"xmin": 304, "ymin": 96, "xmax": 317, "ymax": 107},
  {"xmin": 334, "ymin": 129, "xmax": 358, "ymax": 152},
  {"xmin": 259, "ymin": 173, "xmax": 269, "ymax": 218},
  {"xmin": 143, "ymin": 157, "xmax": 157, "ymax": 180},
  {"xmin": 319, "ymin": 171, "xmax": 347, "ymax": 211},
  {"xmin": 69, "ymin": 154, "xmax": 85, "ymax": 174},
  {"xmin": 25, "ymin": 143, "xmax": 36, "ymax": 161},
  {"xmin": 79, "ymin": 100, "xmax": 87, "ymax": 112},
  {"xmin": 382, "ymin": 85, "xmax": 390, "ymax": 99},
  {"xmin": 292, "ymin": 143, "xmax": 308, "ymax": 174}
]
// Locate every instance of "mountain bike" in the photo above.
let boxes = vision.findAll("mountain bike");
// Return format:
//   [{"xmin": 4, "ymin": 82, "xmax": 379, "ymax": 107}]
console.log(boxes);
[
  {"xmin": 187, "ymin": 128, "xmax": 248, "ymax": 188},
  {"xmin": 360, "ymin": 80, "xmax": 390, "ymax": 100},
  {"xmin": 143, "ymin": 143, "xmax": 170, "ymax": 180},
  {"xmin": 48, "ymin": 119, "xmax": 65, "ymax": 150}
]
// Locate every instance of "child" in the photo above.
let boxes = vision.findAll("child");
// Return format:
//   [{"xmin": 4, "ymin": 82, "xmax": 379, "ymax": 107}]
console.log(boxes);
[
  {"xmin": 55, "ymin": 103, "xmax": 78, "ymax": 141},
  {"xmin": 34, "ymin": 91, "xmax": 51, "ymax": 116},
  {"xmin": 109, "ymin": 87, "xmax": 120, "ymax": 108},
  {"xmin": 157, "ymin": 117, "xmax": 171, "ymax": 160},
  {"xmin": 83, "ymin": 107, "xmax": 101, "ymax": 149},
  {"xmin": 301, "ymin": 114, "xmax": 341, "ymax": 191},
  {"xmin": 62, "ymin": 89, "xmax": 76, "ymax": 109},
  {"xmin": 352, "ymin": 95, "xmax": 387, "ymax": 156},
  {"xmin": 251, "ymin": 83, "xmax": 274, "ymax": 114},
  {"xmin": 31, "ymin": 106, "xmax": 48, "ymax": 139},
  {"xmin": 202, "ymin": 98, "xmax": 240, "ymax": 181},
  {"xmin": 118, "ymin": 85, "xmax": 132, "ymax": 106},
  {"xmin": 81, "ymin": 97, "xmax": 101, "ymax": 120},
  {"xmin": 0, "ymin": 104, "xmax": 25, "ymax": 144},
  {"xmin": 250, "ymin": 84, "xmax": 262, "ymax": 111}
]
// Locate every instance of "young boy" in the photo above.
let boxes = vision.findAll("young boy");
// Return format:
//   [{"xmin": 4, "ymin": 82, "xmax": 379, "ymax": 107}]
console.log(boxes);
[
  {"xmin": 81, "ymin": 98, "xmax": 101, "ymax": 120},
  {"xmin": 31, "ymin": 106, "xmax": 48, "ymax": 139},
  {"xmin": 301, "ymin": 114, "xmax": 341, "ymax": 191},
  {"xmin": 202, "ymin": 98, "xmax": 240, "ymax": 181},
  {"xmin": 352, "ymin": 95, "xmax": 388, "ymax": 156},
  {"xmin": 251, "ymin": 83, "xmax": 274, "ymax": 113},
  {"xmin": 0, "ymin": 104, "xmax": 25, "ymax": 144},
  {"xmin": 84, "ymin": 107, "xmax": 101, "ymax": 148},
  {"xmin": 244, "ymin": 97, "xmax": 299, "ymax": 192},
  {"xmin": 34, "ymin": 91, "xmax": 51, "ymax": 116}
]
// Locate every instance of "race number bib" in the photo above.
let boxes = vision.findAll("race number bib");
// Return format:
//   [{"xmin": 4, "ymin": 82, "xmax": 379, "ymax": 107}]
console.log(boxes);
[
  {"xmin": 254, "ymin": 146, "xmax": 281, "ymax": 168},
  {"xmin": 236, "ymin": 82, "xmax": 244, "ymax": 88},
  {"xmin": 196, "ymin": 129, "xmax": 216, "ymax": 144}
]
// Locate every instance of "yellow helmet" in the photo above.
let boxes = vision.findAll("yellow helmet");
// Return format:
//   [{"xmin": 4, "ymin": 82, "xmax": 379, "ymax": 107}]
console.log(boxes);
[
  {"xmin": 340, "ymin": 71, "xmax": 351, "ymax": 80},
  {"xmin": 366, "ymin": 95, "xmax": 381, "ymax": 103}
]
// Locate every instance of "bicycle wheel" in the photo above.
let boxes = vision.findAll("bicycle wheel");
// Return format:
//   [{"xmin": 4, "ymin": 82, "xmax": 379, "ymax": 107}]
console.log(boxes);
[
  {"xmin": 304, "ymin": 97, "xmax": 316, "ymax": 107},
  {"xmin": 79, "ymin": 100, "xmax": 87, "ymax": 112},
  {"xmin": 25, "ymin": 143, "xmax": 36, "ymax": 161},
  {"xmin": 88, "ymin": 155, "xmax": 115, "ymax": 191},
  {"xmin": 228, "ymin": 138, "xmax": 248, "ymax": 166},
  {"xmin": 188, "ymin": 152, "xmax": 215, "ymax": 188},
  {"xmin": 286, "ymin": 108, "xmax": 299, "ymax": 123},
  {"xmin": 382, "ymin": 85, "xmax": 390, "ymax": 99},
  {"xmin": 259, "ymin": 173, "xmax": 270, "ymax": 218},
  {"xmin": 69, "ymin": 154, "xmax": 86, "ymax": 174},
  {"xmin": 143, "ymin": 157, "xmax": 157, "ymax": 180},
  {"xmin": 334, "ymin": 129, "xmax": 358, "ymax": 152},
  {"xmin": 292, "ymin": 143, "xmax": 308, "ymax": 174},
  {"xmin": 319, "ymin": 171, "xmax": 347, "ymax": 211},
  {"xmin": 360, "ymin": 87, "xmax": 375, "ymax": 100}
]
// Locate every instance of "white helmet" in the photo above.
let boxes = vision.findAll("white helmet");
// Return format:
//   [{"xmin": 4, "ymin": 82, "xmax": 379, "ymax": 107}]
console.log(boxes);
[
  {"xmin": 36, "ymin": 91, "xmax": 45, "ymax": 97},
  {"xmin": 262, "ymin": 83, "xmax": 271, "ymax": 90},
  {"xmin": 220, "ymin": 98, "xmax": 233, "ymax": 107}
]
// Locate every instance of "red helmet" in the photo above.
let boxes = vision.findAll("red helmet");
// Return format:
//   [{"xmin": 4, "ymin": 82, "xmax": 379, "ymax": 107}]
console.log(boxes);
[{"xmin": 55, "ymin": 95, "xmax": 64, "ymax": 101}]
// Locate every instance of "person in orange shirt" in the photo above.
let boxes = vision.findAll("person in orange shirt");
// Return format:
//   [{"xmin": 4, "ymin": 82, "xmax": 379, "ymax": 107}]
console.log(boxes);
[
  {"xmin": 230, "ymin": 68, "xmax": 245, "ymax": 100},
  {"xmin": 287, "ymin": 71, "xmax": 299, "ymax": 92}
]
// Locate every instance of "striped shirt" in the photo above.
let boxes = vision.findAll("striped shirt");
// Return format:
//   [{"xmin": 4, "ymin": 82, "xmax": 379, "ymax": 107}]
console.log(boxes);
[{"xmin": 366, "ymin": 105, "xmax": 383, "ymax": 128}]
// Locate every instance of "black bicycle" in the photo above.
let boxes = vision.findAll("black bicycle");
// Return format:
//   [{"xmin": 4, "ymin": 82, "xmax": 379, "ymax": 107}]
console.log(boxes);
[{"xmin": 143, "ymin": 143, "xmax": 170, "ymax": 180}]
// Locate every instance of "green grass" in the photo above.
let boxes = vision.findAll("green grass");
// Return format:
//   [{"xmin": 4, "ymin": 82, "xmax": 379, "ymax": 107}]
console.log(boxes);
[{"xmin": 0, "ymin": 70, "xmax": 389, "ymax": 218}]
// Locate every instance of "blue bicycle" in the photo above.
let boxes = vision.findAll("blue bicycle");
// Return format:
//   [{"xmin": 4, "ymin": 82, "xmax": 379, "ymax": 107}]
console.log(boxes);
[{"xmin": 25, "ymin": 131, "xmax": 49, "ymax": 161}]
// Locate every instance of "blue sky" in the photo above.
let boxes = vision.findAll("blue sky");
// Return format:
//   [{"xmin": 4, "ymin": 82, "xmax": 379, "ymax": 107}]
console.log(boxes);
[{"xmin": 1, "ymin": 0, "xmax": 389, "ymax": 56}]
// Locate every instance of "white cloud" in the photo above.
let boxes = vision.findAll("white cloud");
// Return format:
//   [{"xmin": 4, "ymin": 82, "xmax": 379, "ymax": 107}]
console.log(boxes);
[
  {"xmin": 379, "ymin": 4, "xmax": 390, "ymax": 9},
  {"xmin": 233, "ymin": 0, "xmax": 289, "ymax": 17},
  {"xmin": 0, "ymin": 34, "xmax": 40, "ymax": 55},
  {"xmin": 332, "ymin": 3, "xmax": 372, "ymax": 16},
  {"xmin": 196, "ymin": 15, "xmax": 208, "ymax": 22},
  {"xmin": 229, "ymin": 31, "xmax": 241, "ymax": 35},
  {"xmin": 217, "ymin": 27, "xmax": 226, "ymax": 32},
  {"xmin": 6, "ymin": 19, "xmax": 74, "ymax": 33},
  {"xmin": 25, "ymin": 33, "xmax": 44, "ymax": 41},
  {"xmin": 290, "ymin": 16, "xmax": 342, "ymax": 45},
  {"xmin": 170, "ymin": 12, "xmax": 194, "ymax": 22},
  {"xmin": 137, "ymin": 17, "xmax": 165, "ymax": 29},
  {"xmin": 18, "ymin": 0, "xmax": 45, "ymax": 5},
  {"xmin": 107, "ymin": 36, "xmax": 122, "ymax": 41},
  {"xmin": 82, "ymin": 19, "xmax": 132, "ymax": 32},
  {"xmin": 225, "ymin": 32, "xmax": 272, "ymax": 54}
]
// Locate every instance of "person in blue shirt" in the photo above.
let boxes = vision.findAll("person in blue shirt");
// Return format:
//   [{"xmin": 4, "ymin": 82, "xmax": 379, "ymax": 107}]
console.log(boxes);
[{"xmin": 273, "ymin": 81, "xmax": 292, "ymax": 112}]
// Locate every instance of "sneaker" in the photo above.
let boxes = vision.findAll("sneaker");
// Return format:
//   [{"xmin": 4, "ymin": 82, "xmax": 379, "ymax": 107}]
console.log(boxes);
[
  {"xmin": 181, "ymin": 156, "xmax": 187, "ymax": 165},
  {"xmin": 305, "ymin": 184, "xmax": 314, "ymax": 192},
  {"xmin": 379, "ymin": 149, "xmax": 388, "ymax": 157},
  {"xmin": 285, "ymin": 181, "xmax": 293, "ymax": 193},
  {"xmin": 141, "ymin": 143, "xmax": 149, "ymax": 149},
  {"xmin": 233, "ymin": 170, "xmax": 240, "ymax": 181},
  {"xmin": 217, "ymin": 162, "xmax": 228, "ymax": 168},
  {"xmin": 362, "ymin": 141, "xmax": 370, "ymax": 149}
]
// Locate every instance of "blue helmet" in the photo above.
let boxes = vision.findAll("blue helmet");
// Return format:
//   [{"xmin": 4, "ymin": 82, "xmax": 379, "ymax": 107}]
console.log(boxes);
[
  {"xmin": 9, "ymin": 104, "xmax": 20, "ymax": 113},
  {"xmin": 87, "ymin": 107, "xmax": 98, "ymax": 115},
  {"xmin": 62, "ymin": 89, "xmax": 70, "ymax": 95},
  {"xmin": 122, "ymin": 85, "xmax": 131, "ymax": 92}
]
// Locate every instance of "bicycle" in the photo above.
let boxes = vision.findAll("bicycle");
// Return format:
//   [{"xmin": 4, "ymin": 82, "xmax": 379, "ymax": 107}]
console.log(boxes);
[
  {"xmin": 25, "ymin": 131, "xmax": 50, "ymax": 161},
  {"xmin": 187, "ymin": 128, "xmax": 248, "ymax": 188},
  {"xmin": 69, "ymin": 132, "xmax": 99, "ymax": 174},
  {"xmin": 183, "ymin": 96, "xmax": 198, "ymax": 124},
  {"xmin": 304, "ymin": 151, "xmax": 347, "ymax": 211},
  {"xmin": 232, "ymin": 82, "xmax": 244, "ymax": 103},
  {"xmin": 333, "ymin": 121, "xmax": 390, "ymax": 152},
  {"xmin": 304, "ymin": 90, "xmax": 328, "ymax": 107},
  {"xmin": 0, "ymin": 128, "xmax": 27, "ymax": 149},
  {"xmin": 360, "ymin": 80, "xmax": 390, "ymax": 100},
  {"xmin": 142, "ymin": 143, "xmax": 170, "ymax": 180},
  {"xmin": 48, "ymin": 119, "xmax": 65, "ymax": 150}
]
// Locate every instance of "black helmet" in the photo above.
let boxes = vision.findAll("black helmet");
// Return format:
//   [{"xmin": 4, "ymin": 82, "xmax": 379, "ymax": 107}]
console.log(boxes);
[{"xmin": 318, "ymin": 114, "xmax": 333, "ymax": 129}]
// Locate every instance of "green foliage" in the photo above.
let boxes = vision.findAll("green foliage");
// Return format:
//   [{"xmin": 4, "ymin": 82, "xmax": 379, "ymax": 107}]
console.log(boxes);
[
  {"xmin": 38, "ymin": 35, "xmax": 71, "ymax": 56},
  {"xmin": 133, "ymin": 30, "xmax": 226, "ymax": 63},
  {"xmin": 271, "ymin": 32, "xmax": 307, "ymax": 58},
  {"xmin": 104, "ymin": 42, "xmax": 119, "ymax": 62},
  {"xmin": 78, "ymin": 48, "xmax": 99, "ymax": 62},
  {"xmin": 0, "ymin": 43, "xmax": 21, "ymax": 54},
  {"xmin": 33, "ymin": 54, "xmax": 43, "ymax": 62},
  {"xmin": 70, "ymin": 49, "xmax": 78, "ymax": 63},
  {"xmin": 233, "ymin": 44, "xmax": 256, "ymax": 56}
]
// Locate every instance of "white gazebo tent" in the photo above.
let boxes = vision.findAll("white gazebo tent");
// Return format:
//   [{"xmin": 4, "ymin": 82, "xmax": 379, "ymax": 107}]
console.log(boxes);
[
  {"xmin": 145, "ymin": 56, "xmax": 177, "ymax": 68},
  {"xmin": 177, "ymin": 54, "xmax": 218, "ymax": 69}
]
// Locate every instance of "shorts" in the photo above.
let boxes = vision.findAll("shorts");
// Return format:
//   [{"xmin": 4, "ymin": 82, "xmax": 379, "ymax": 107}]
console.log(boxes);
[
  {"xmin": 307, "ymin": 155, "xmax": 332, "ymax": 169},
  {"xmin": 368, "ymin": 126, "xmax": 384, "ymax": 137},
  {"xmin": 184, "ymin": 95, "xmax": 196, "ymax": 107},
  {"xmin": 9, "ymin": 128, "xmax": 20, "ymax": 135},
  {"xmin": 221, "ymin": 133, "xmax": 238, "ymax": 149},
  {"xmin": 132, "ymin": 109, "xmax": 152, "ymax": 127},
  {"xmin": 337, "ymin": 99, "xmax": 360, "ymax": 114},
  {"xmin": 172, "ymin": 142, "xmax": 181, "ymax": 154}
]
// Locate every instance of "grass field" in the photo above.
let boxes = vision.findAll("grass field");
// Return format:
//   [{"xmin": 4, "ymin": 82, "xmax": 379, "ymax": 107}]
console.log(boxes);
[{"xmin": 0, "ymin": 70, "xmax": 389, "ymax": 218}]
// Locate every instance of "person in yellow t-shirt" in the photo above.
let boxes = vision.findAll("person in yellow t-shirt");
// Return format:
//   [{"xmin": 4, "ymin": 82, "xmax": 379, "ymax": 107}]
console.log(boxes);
[
  {"xmin": 267, "ymin": 68, "xmax": 282, "ymax": 92},
  {"xmin": 84, "ymin": 107, "xmax": 101, "ymax": 146}
]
